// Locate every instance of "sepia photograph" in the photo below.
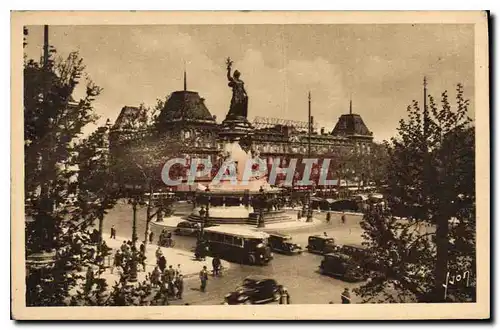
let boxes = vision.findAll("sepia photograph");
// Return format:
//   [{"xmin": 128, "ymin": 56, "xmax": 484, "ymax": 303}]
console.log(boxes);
[{"xmin": 11, "ymin": 11, "xmax": 489, "ymax": 320}]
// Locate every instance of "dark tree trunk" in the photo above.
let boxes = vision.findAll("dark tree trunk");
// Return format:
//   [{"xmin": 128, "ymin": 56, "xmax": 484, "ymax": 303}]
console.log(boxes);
[
  {"xmin": 144, "ymin": 181, "xmax": 154, "ymax": 253},
  {"xmin": 98, "ymin": 213, "xmax": 104, "ymax": 245},
  {"xmin": 433, "ymin": 214, "xmax": 449, "ymax": 302}
]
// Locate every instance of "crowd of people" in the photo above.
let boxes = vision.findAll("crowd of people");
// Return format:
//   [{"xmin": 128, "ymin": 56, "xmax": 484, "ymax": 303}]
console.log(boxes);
[
  {"xmin": 110, "ymin": 240, "xmax": 147, "ymax": 277},
  {"xmin": 150, "ymin": 251, "xmax": 185, "ymax": 300}
]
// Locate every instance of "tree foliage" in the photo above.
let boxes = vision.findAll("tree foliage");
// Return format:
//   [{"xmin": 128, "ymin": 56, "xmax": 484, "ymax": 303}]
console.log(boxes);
[
  {"xmin": 355, "ymin": 84, "xmax": 475, "ymax": 303},
  {"xmin": 23, "ymin": 43, "xmax": 118, "ymax": 305}
]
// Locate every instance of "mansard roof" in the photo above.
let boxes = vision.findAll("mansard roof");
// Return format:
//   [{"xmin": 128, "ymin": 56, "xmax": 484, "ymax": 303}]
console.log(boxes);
[
  {"xmin": 112, "ymin": 106, "xmax": 142, "ymax": 130},
  {"xmin": 331, "ymin": 113, "xmax": 373, "ymax": 138},
  {"xmin": 157, "ymin": 90, "xmax": 216, "ymax": 125}
]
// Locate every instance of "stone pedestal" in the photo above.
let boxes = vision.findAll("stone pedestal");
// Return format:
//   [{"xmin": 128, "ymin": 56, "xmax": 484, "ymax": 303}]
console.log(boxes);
[{"xmin": 219, "ymin": 115, "xmax": 253, "ymax": 141}]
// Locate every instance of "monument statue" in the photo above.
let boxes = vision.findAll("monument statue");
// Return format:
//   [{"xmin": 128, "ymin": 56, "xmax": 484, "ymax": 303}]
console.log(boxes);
[{"xmin": 226, "ymin": 57, "xmax": 248, "ymax": 119}]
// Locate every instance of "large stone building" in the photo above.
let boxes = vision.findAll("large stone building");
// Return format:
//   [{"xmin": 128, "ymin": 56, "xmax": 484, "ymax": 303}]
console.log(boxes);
[{"xmin": 109, "ymin": 82, "xmax": 374, "ymax": 189}]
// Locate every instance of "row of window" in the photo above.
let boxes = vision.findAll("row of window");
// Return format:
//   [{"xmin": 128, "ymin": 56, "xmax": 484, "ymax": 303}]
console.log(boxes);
[{"xmin": 204, "ymin": 232, "xmax": 245, "ymax": 247}]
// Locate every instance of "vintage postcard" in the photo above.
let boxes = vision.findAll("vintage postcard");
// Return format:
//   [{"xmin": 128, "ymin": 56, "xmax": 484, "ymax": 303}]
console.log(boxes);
[{"xmin": 11, "ymin": 11, "xmax": 489, "ymax": 320}]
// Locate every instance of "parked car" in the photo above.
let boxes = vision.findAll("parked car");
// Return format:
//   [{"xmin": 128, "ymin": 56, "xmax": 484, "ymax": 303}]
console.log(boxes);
[
  {"xmin": 337, "ymin": 244, "xmax": 379, "ymax": 271},
  {"xmin": 306, "ymin": 235, "xmax": 337, "ymax": 255},
  {"xmin": 319, "ymin": 253, "xmax": 366, "ymax": 282},
  {"xmin": 174, "ymin": 221, "xmax": 200, "ymax": 236},
  {"xmin": 224, "ymin": 276, "xmax": 281, "ymax": 305},
  {"xmin": 268, "ymin": 233, "xmax": 303, "ymax": 255}
]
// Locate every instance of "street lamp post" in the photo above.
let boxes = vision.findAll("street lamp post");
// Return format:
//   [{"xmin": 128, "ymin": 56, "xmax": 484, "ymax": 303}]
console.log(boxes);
[
  {"xmin": 128, "ymin": 197, "xmax": 139, "ymax": 283},
  {"xmin": 306, "ymin": 183, "xmax": 315, "ymax": 222},
  {"xmin": 204, "ymin": 197, "xmax": 210, "ymax": 233},
  {"xmin": 257, "ymin": 187, "xmax": 266, "ymax": 228}
]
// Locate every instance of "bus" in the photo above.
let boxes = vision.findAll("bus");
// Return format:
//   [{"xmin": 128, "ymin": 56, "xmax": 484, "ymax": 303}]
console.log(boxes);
[{"xmin": 202, "ymin": 225, "xmax": 273, "ymax": 266}]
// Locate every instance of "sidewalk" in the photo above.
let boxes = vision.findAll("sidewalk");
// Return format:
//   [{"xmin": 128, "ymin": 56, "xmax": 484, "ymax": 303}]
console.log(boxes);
[
  {"xmin": 102, "ymin": 234, "xmax": 230, "ymax": 282},
  {"xmin": 259, "ymin": 219, "xmax": 322, "ymax": 233},
  {"xmin": 68, "ymin": 233, "xmax": 229, "ymax": 299}
]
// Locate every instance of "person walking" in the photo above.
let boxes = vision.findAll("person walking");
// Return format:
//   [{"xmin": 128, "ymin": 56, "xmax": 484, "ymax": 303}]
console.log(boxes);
[
  {"xmin": 278, "ymin": 285, "xmax": 291, "ymax": 305},
  {"xmin": 341, "ymin": 288, "xmax": 351, "ymax": 304},
  {"xmin": 176, "ymin": 274, "xmax": 184, "ymax": 299},
  {"xmin": 111, "ymin": 250, "xmax": 123, "ymax": 274},
  {"xmin": 326, "ymin": 212, "xmax": 331, "ymax": 224},
  {"xmin": 158, "ymin": 255, "xmax": 167, "ymax": 273},
  {"xmin": 140, "ymin": 242, "xmax": 146, "ymax": 255},
  {"xmin": 212, "ymin": 256, "xmax": 221, "ymax": 277},
  {"xmin": 175, "ymin": 264, "xmax": 182, "ymax": 278},
  {"xmin": 167, "ymin": 265, "xmax": 176, "ymax": 296},
  {"xmin": 155, "ymin": 246, "xmax": 163, "ymax": 262},
  {"xmin": 149, "ymin": 231, "xmax": 154, "ymax": 244},
  {"xmin": 199, "ymin": 266, "xmax": 208, "ymax": 292},
  {"xmin": 110, "ymin": 225, "xmax": 116, "ymax": 239},
  {"xmin": 341, "ymin": 212, "xmax": 347, "ymax": 225},
  {"xmin": 120, "ymin": 241, "xmax": 128, "ymax": 253},
  {"xmin": 151, "ymin": 266, "xmax": 161, "ymax": 288}
]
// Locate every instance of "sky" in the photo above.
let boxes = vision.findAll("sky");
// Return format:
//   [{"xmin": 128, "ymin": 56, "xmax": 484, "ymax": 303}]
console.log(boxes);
[{"xmin": 24, "ymin": 24, "xmax": 475, "ymax": 142}]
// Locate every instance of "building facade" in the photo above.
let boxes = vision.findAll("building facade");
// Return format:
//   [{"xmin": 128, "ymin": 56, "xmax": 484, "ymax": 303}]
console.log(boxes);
[{"xmin": 109, "ymin": 86, "xmax": 374, "ymax": 190}]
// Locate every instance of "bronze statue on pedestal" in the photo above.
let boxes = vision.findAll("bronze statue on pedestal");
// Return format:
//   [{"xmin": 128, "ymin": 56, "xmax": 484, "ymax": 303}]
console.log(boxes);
[{"xmin": 226, "ymin": 57, "xmax": 248, "ymax": 119}]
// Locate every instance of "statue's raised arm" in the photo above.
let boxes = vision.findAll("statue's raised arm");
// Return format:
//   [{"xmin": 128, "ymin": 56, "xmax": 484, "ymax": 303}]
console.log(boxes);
[{"xmin": 226, "ymin": 57, "xmax": 234, "ymax": 82}]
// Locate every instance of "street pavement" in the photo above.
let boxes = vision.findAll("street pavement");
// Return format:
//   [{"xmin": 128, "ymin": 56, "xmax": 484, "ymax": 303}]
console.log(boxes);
[{"xmin": 100, "ymin": 202, "xmax": 369, "ymax": 305}]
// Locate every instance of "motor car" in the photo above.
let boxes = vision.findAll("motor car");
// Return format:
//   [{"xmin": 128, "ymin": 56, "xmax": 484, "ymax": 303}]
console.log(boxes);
[
  {"xmin": 306, "ymin": 235, "xmax": 337, "ymax": 255},
  {"xmin": 319, "ymin": 253, "xmax": 366, "ymax": 282},
  {"xmin": 223, "ymin": 276, "xmax": 281, "ymax": 305},
  {"xmin": 268, "ymin": 233, "xmax": 303, "ymax": 255},
  {"xmin": 174, "ymin": 221, "xmax": 200, "ymax": 236},
  {"xmin": 337, "ymin": 244, "xmax": 379, "ymax": 271}
]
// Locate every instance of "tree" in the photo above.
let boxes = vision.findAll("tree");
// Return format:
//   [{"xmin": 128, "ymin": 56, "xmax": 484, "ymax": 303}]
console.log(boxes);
[
  {"xmin": 24, "ymin": 44, "xmax": 113, "ymax": 305},
  {"xmin": 355, "ymin": 83, "xmax": 475, "ymax": 303}
]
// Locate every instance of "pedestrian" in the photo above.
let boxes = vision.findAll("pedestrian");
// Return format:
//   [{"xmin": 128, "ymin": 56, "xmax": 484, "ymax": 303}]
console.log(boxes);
[
  {"xmin": 176, "ymin": 274, "xmax": 184, "ymax": 299},
  {"xmin": 297, "ymin": 210, "xmax": 302, "ymax": 220},
  {"xmin": 195, "ymin": 241, "xmax": 206, "ymax": 261},
  {"xmin": 158, "ymin": 255, "xmax": 167, "ymax": 273},
  {"xmin": 341, "ymin": 212, "xmax": 346, "ymax": 225},
  {"xmin": 199, "ymin": 266, "xmax": 208, "ymax": 292},
  {"xmin": 155, "ymin": 246, "xmax": 163, "ymax": 261},
  {"xmin": 341, "ymin": 288, "xmax": 351, "ymax": 304},
  {"xmin": 120, "ymin": 241, "xmax": 128, "ymax": 253},
  {"xmin": 151, "ymin": 266, "xmax": 161, "ymax": 288},
  {"xmin": 175, "ymin": 263, "xmax": 182, "ymax": 278},
  {"xmin": 140, "ymin": 242, "xmax": 146, "ymax": 255},
  {"xmin": 212, "ymin": 256, "xmax": 221, "ymax": 276},
  {"xmin": 111, "ymin": 250, "xmax": 122, "ymax": 274},
  {"xmin": 326, "ymin": 212, "xmax": 331, "ymax": 223},
  {"xmin": 167, "ymin": 265, "xmax": 176, "ymax": 283},
  {"xmin": 110, "ymin": 225, "xmax": 116, "ymax": 239},
  {"xmin": 149, "ymin": 231, "xmax": 154, "ymax": 244},
  {"xmin": 278, "ymin": 285, "xmax": 290, "ymax": 305}
]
